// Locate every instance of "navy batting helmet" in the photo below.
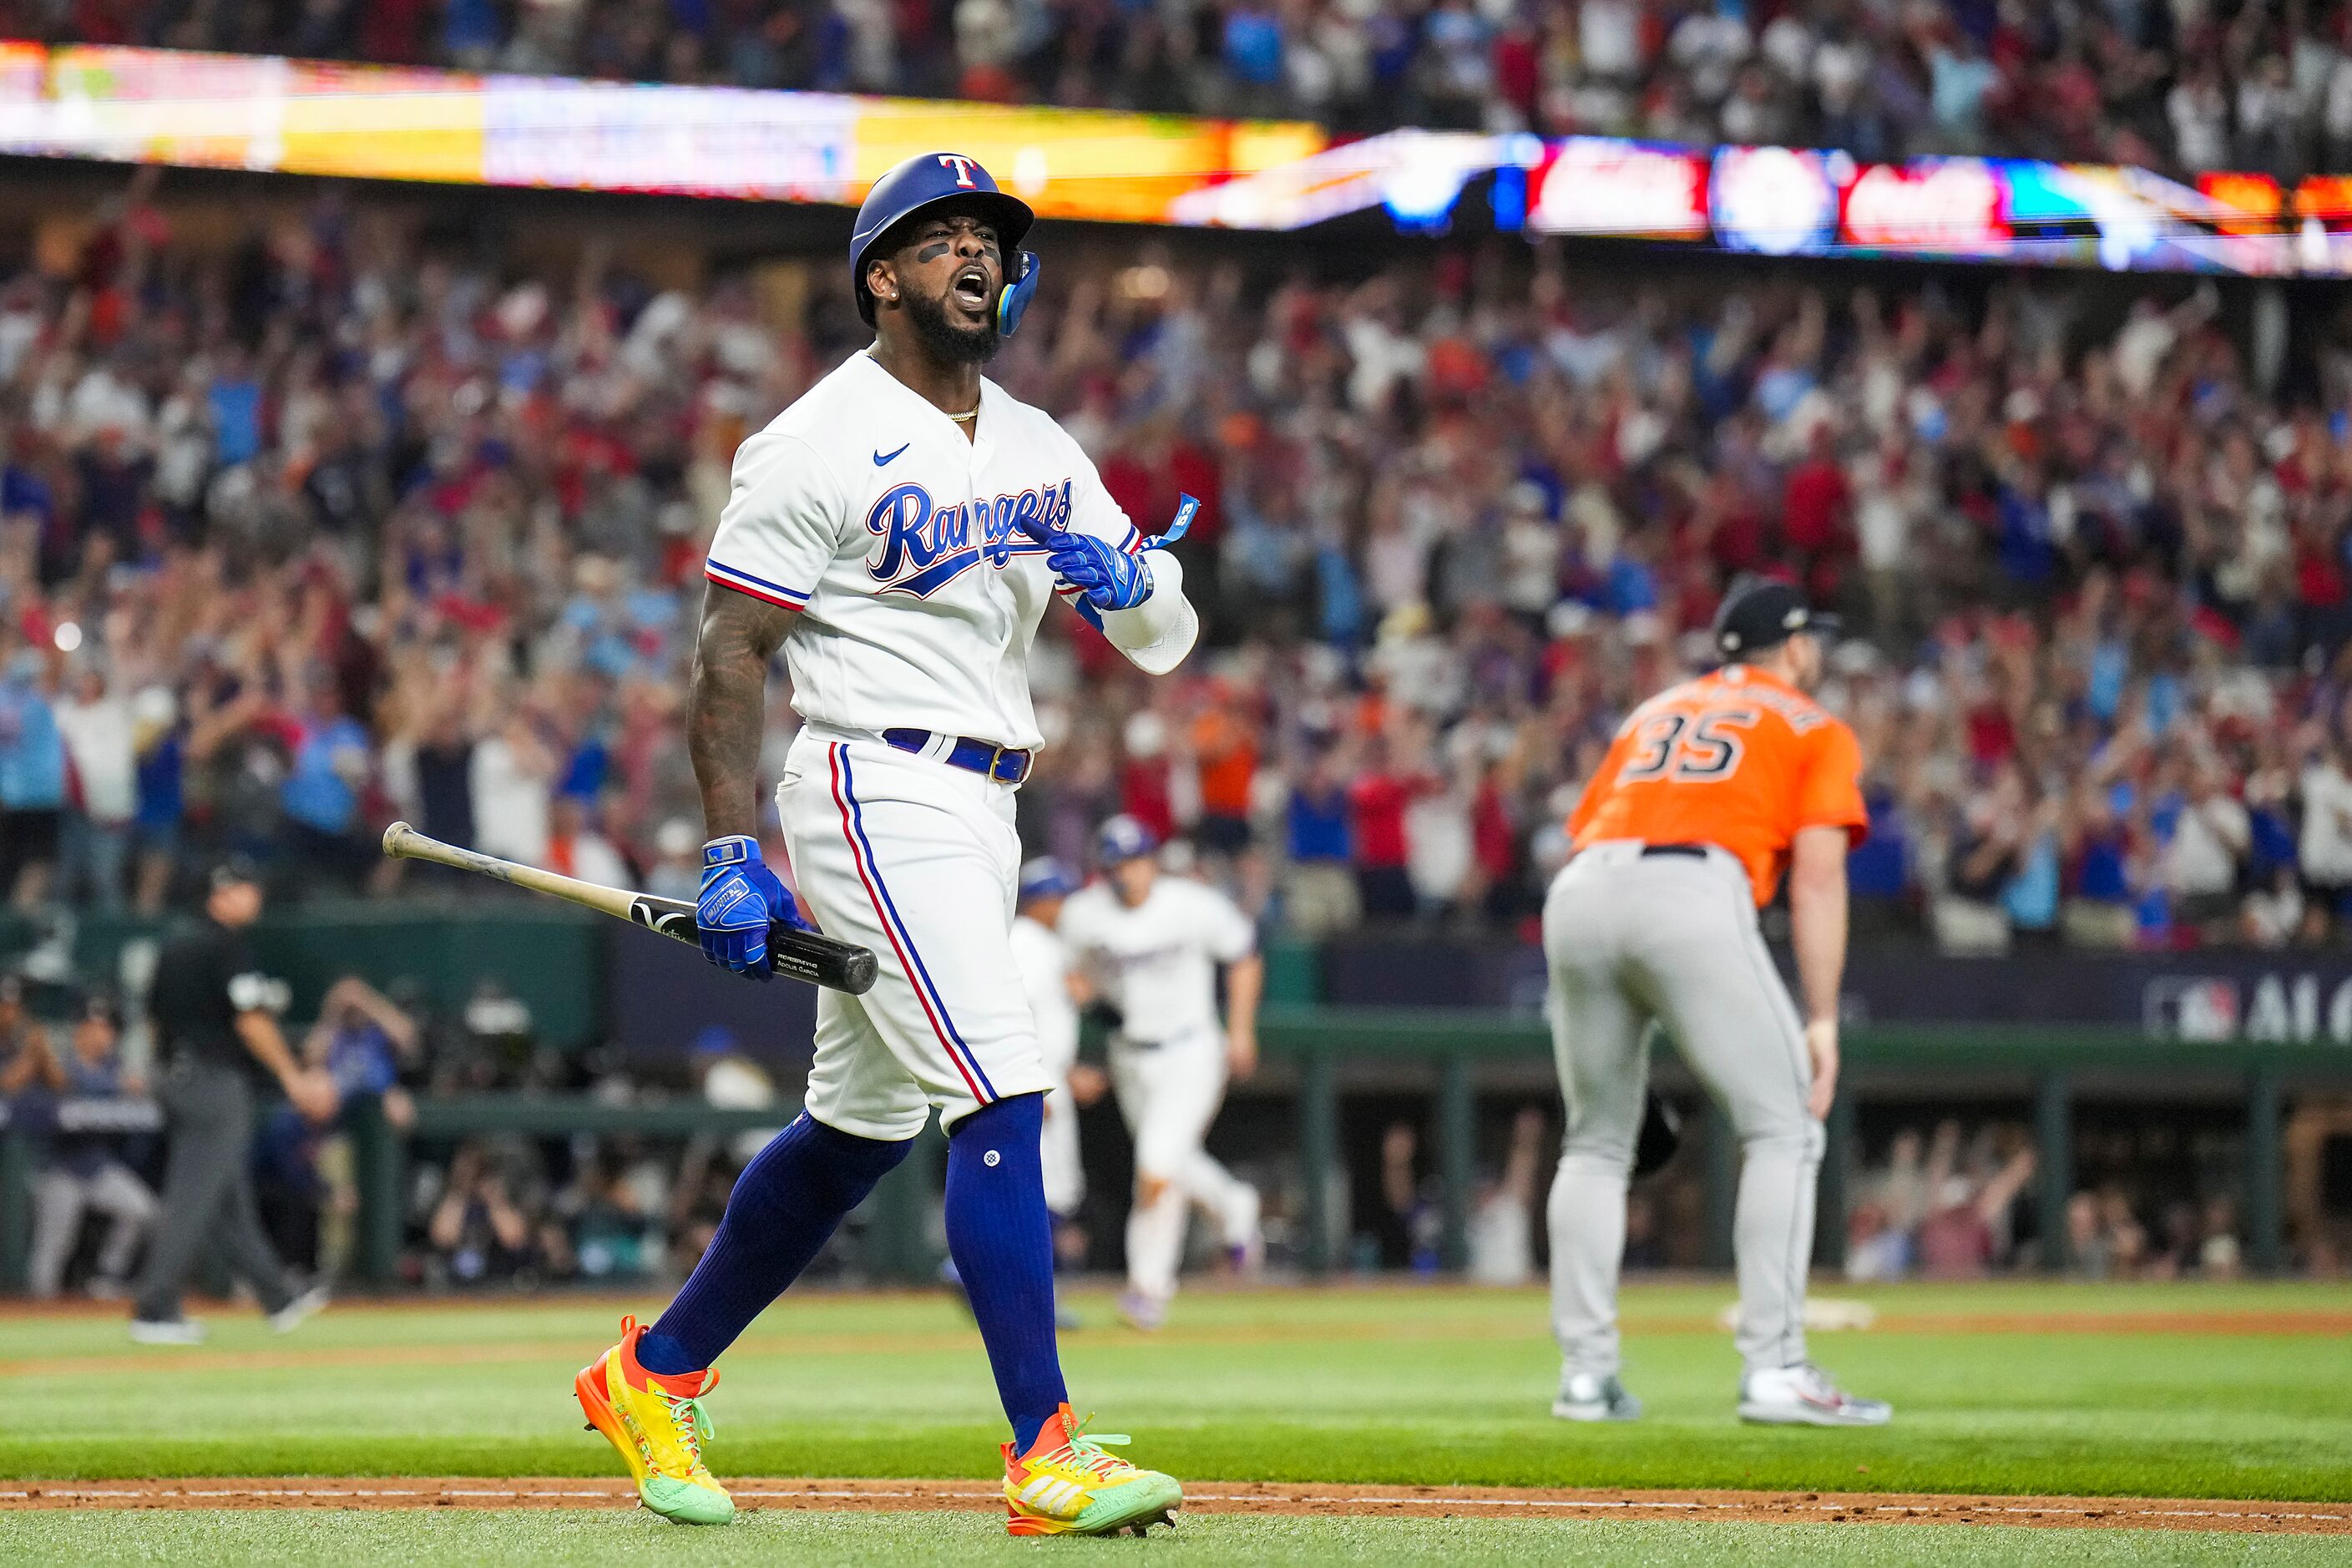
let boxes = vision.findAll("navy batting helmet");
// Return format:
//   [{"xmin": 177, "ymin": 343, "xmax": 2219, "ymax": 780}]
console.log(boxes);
[
  {"xmin": 1018, "ymin": 855, "xmax": 1080, "ymax": 904},
  {"xmin": 1095, "ymin": 815, "xmax": 1159, "ymax": 867},
  {"xmin": 850, "ymin": 152, "xmax": 1036, "ymax": 331}
]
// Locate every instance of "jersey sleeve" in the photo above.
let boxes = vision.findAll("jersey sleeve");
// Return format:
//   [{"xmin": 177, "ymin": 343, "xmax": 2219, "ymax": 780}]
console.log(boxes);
[
  {"xmin": 1197, "ymin": 884, "xmax": 1258, "ymax": 962},
  {"xmin": 1795, "ymin": 721, "xmax": 1870, "ymax": 846},
  {"xmin": 704, "ymin": 430, "xmax": 846, "ymax": 612},
  {"xmin": 217, "ymin": 936, "xmax": 273, "ymax": 1015}
]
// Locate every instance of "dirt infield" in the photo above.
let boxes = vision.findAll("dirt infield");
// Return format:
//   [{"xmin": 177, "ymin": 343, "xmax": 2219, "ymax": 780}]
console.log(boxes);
[{"xmin": 1, "ymin": 1478, "xmax": 2343, "ymax": 1535}]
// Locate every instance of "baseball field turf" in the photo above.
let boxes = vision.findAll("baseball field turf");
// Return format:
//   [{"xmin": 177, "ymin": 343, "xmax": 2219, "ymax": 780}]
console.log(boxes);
[{"xmin": 2, "ymin": 1280, "xmax": 2347, "ymax": 1564}]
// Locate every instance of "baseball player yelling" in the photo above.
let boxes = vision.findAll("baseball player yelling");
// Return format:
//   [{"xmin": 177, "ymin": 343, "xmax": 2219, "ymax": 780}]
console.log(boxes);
[
  {"xmin": 1059, "ymin": 816, "xmax": 1264, "ymax": 1329},
  {"xmin": 1543, "ymin": 581, "xmax": 1891, "ymax": 1428},
  {"xmin": 574, "ymin": 151, "xmax": 1193, "ymax": 1537}
]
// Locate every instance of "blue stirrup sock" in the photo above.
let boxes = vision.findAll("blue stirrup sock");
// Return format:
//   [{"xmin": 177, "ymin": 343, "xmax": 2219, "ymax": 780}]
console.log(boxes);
[
  {"xmin": 640, "ymin": 1112, "xmax": 911, "ymax": 1374},
  {"xmin": 944, "ymin": 1092, "xmax": 1069, "ymax": 1454}
]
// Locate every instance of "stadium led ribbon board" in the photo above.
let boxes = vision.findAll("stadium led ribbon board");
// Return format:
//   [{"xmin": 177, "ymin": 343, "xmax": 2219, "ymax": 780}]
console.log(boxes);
[
  {"xmin": 1190, "ymin": 127, "xmax": 2352, "ymax": 274},
  {"xmin": 0, "ymin": 42, "xmax": 1323, "ymax": 225},
  {"xmin": 4, "ymin": 38, "xmax": 2349, "ymax": 270}
]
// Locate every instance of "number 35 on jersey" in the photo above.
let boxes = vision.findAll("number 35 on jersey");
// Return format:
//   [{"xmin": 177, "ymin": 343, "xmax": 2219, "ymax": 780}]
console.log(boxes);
[{"xmin": 1566, "ymin": 664, "xmax": 1869, "ymax": 905}]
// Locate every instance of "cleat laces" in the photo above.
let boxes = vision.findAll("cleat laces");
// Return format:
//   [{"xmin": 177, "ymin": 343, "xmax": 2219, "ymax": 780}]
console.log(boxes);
[
  {"xmin": 664, "ymin": 1393, "xmax": 715, "ymax": 1469},
  {"xmin": 640, "ymin": 1366, "xmax": 720, "ymax": 1474},
  {"xmin": 1041, "ymin": 1415, "xmax": 1138, "ymax": 1483}
]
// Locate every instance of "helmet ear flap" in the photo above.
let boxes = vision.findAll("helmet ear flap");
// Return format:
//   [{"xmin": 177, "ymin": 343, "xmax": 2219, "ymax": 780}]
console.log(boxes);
[{"xmin": 997, "ymin": 250, "xmax": 1040, "ymax": 338}]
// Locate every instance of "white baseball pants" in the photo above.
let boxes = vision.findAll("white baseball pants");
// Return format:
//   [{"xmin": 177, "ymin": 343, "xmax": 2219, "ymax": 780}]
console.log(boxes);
[
  {"xmin": 1040, "ymin": 1081, "xmax": 1084, "ymax": 1217},
  {"xmin": 776, "ymin": 727, "xmax": 1051, "ymax": 1142},
  {"xmin": 1111, "ymin": 1028, "xmax": 1258, "ymax": 1301}
]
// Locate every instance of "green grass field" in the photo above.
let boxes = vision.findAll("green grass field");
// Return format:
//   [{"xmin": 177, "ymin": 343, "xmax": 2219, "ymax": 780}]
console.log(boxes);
[
  {"xmin": 3, "ymin": 1280, "xmax": 2348, "ymax": 1564},
  {"xmin": 4, "ymin": 1511, "xmax": 2350, "ymax": 1568}
]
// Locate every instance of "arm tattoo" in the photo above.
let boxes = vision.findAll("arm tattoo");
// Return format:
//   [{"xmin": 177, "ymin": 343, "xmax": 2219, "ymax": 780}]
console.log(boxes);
[{"xmin": 689, "ymin": 584, "xmax": 799, "ymax": 841}]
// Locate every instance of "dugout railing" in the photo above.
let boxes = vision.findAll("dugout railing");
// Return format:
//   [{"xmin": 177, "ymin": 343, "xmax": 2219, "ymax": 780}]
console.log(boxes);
[{"xmin": 9, "ymin": 1011, "xmax": 2343, "ymax": 1291}]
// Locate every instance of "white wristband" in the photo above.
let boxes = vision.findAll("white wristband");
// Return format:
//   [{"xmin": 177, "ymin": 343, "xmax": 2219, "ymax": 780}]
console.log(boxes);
[{"xmin": 1100, "ymin": 548, "xmax": 1197, "ymax": 675}]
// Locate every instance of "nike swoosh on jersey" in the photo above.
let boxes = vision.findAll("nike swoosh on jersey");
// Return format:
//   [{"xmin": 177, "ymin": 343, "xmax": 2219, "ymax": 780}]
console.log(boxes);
[{"xmin": 873, "ymin": 442, "xmax": 911, "ymax": 467}]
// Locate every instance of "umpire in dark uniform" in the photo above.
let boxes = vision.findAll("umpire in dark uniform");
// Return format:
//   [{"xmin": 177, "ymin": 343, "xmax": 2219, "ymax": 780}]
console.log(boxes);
[{"xmin": 130, "ymin": 857, "xmax": 336, "ymax": 1343}]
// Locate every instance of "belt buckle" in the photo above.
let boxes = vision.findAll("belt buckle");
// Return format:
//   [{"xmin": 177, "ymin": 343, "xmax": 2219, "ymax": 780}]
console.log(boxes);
[{"xmin": 987, "ymin": 742, "xmax": 1030, "ymax": 786}]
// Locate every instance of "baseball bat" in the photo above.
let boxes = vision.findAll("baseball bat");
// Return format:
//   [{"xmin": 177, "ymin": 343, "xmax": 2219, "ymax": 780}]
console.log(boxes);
[{"xmin": 381, "ymin": 822, "xmax": 878, "ymax": 995}]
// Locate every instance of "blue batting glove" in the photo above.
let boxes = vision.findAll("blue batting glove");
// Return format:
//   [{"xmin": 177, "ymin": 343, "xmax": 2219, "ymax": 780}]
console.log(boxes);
[
  {"xmin": 697, "ymin": 837, "xmax": 809, "ymax": 979},
  {"xmin": 1041, "ymin": 529, "xmax": 1155, "ymax": 612}
]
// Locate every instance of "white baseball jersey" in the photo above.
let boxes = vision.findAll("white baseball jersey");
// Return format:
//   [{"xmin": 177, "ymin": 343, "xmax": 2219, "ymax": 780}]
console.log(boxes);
[
  {"xmin": 705, "ymin": 350, "xmax": 1143, "ymax": 751},
  {"xmin": 1008, "ymin": 913, "xmax": 1079, "ymax": 1082},
  {"xmin": 1058, "ymin": 877, "xmax": 1257, "ymax": 1045}
]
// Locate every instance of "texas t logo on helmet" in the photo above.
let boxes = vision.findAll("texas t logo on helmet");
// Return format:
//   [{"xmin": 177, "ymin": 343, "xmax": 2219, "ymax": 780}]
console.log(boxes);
[{"xmin": 851, "ymin": 151, "xmax": 1043, "ymax": 337}]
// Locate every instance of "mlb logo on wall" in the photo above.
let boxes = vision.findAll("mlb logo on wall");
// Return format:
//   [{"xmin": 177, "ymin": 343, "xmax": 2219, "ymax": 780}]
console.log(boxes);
[{"xmin": 2143, "ymin": 978, "xmax": 2239, "ymax": 1041}]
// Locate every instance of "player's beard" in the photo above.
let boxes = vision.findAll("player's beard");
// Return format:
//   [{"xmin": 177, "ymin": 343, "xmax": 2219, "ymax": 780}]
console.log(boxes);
[{"xmin": 903, "ymin": 283, "xmax": 1000, "ymax": 365}]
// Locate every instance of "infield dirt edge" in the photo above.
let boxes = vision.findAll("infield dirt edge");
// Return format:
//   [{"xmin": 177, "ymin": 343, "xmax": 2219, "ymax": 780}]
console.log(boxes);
[{"xmin": 3, "ymin": 1478, "xmax": 2344, "ymax": 1535}]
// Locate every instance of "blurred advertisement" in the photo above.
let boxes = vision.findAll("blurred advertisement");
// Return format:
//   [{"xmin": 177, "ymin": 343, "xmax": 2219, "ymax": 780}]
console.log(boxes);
[
  {"xmin": 1839, "ymin": 157, "xmax": 2007, "ymax": 255},
  {"xmin": 1709, "ymin": 144, "xmax": 1842, "ymax": 255},
  {"xmin": 481, "ymin": 78, "xmax": 855, "ymax": 200},
  {"xmin": 1526, "ymin": 137, "xmax": 1707, "ymax": 239},
  {"xmin": 0, "ymin": 43, "xmax": 1322, "ymax": 224},
  {"xmin": 1170, "ymin": 129, "xmax": 1501, "ymax": 230}
]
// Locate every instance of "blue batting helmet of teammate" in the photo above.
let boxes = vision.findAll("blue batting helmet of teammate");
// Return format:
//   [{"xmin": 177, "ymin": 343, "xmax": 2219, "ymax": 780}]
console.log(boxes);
[
  {"xmin": 1018, "ymin": 856, "xmax": 1080, "ymax": 903},
  {"xmin": 850, "ymin": 152, "xmax": 1040, "ymax": 336},
  {"xmin": 1095, "ymin": 815, "xmax": 1159, "ymax": 867}
]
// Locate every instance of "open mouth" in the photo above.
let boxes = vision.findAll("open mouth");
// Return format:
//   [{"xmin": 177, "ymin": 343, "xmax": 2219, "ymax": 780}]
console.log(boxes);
[{"xmin": 951, "ymin": 266, "xmax": 992, "ymax": 314}]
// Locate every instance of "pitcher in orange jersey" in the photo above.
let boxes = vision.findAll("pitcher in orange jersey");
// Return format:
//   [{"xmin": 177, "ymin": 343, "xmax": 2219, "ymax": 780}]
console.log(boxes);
[{"xmin": 1543, "ymin": 581, "xmax": 1890, "ymax": 1429}]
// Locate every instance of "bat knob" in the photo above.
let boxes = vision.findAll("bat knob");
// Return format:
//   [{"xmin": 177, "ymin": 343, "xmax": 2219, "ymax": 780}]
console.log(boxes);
[{"xmin": 382, "ymin": 822, "xmax": 415, "ymax": 857}]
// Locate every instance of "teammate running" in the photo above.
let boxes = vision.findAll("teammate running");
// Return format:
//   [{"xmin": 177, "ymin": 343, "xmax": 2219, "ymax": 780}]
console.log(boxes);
[
  {"xmin": 1010, "ymin": 857, "xmax": 1096, "ymax": 1285},
  {"xmin": 1058, "ymin": 816, "xmax": 1262, "ymax": 1330},
  {"xmin": 1543, "ymin": 581, "xmax": 1891, "ymax": 1428},
  {"xmin": 574, "ymin": 152, "xmax": 1196, "ymax": 1536}
]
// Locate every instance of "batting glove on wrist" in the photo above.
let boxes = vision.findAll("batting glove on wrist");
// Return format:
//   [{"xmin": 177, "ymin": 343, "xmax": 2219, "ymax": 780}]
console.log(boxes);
[
  {"xmin": 1039, "ymin": 529, "xmax": 1155, "ymax": 613},
  {"xmin": 697, "ymin": 837, "xmax": 811, "ymax": 979}
]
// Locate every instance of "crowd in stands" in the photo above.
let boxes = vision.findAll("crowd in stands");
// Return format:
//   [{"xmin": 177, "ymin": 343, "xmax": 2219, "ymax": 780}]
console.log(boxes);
[
  {"xmin": 1843, "ymin": 1115, "xmax": 2256, "ymax": 1280},
  {"xmin": 17, "ymin": 0, "xmax": 2352, "ymax": 179},
  {"xmin": 3, "ymin": 181, "xmax": 2352, "ymax": 959}
]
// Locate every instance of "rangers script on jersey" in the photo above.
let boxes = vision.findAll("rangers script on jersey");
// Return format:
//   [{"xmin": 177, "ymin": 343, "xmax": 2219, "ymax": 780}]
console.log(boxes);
[{"xmin": 705, "ymin": 351, "xmax": 1151, "ymax": 751}]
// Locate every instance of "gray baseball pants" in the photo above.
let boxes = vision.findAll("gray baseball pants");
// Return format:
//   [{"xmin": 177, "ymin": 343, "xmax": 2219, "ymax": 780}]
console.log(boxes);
[
  {"xmin": 133, "ymin": 1058, "xmax": 299, "ymax": 1324},
  {"xmin": 29, "ymin": 1160, "xmax": 156, "ymax": 1297},
  {"xmin": 1542, "ymin": 842, "xmax": 1824, "ymax": 1378}
]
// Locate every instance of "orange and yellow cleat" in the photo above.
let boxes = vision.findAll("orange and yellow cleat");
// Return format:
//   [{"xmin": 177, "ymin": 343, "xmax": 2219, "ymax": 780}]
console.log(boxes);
[
  {"xmin": 574, "ymin": 1314, "xmax": 735, "ymax": 1525},
  {"xmin": 1001, "ymin": 1403, "xmax": 1181, "ymax": 1536}
]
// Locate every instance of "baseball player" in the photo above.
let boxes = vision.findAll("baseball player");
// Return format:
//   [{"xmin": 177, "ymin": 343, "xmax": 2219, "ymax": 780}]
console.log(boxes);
[
  {"xmin": 1011, "ymin": 856, "xmax": 1091, "ymax": 1226},
  {"xmin": 574, "ymin": 152, "xmax": 1195, "ymax": 1537},
  {"xmin": 1544, "ymin": 582, "xmax": 1890, "ymax": 1427},
  {"xmin": 1058, "ymin": 816, "xmax": 1263, "ymax": 1329}
]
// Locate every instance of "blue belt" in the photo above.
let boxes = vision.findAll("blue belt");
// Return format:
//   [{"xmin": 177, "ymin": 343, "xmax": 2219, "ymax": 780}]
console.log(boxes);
[{"xmin": 882, "ymin": 728, "xmax": 1034, "ymax": 785}]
